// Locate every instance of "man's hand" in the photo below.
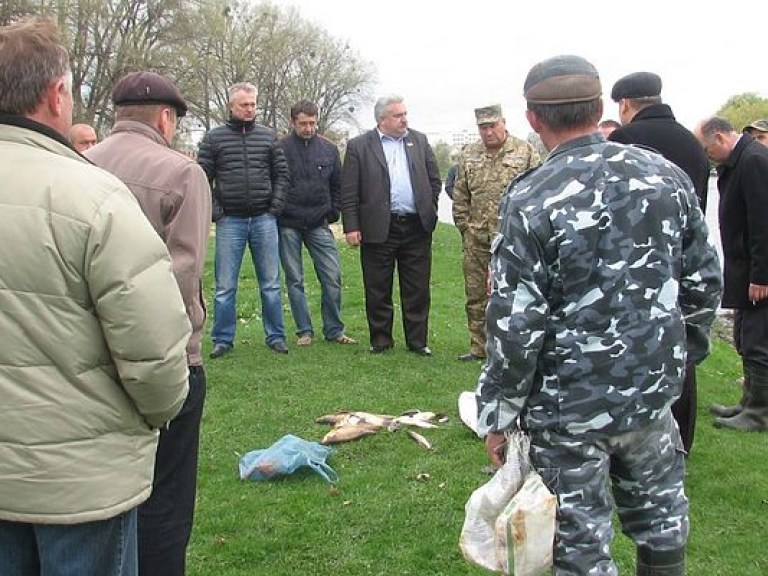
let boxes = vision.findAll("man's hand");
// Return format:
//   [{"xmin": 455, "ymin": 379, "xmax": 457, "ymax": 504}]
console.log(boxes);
[
  {"xmin": 749, "ymin": 283, "xmax": 768, "ymax": 304},
  {"xmin": 345, "ymin": 231, "xmax": 362, "ymax": 247},
  {"xmin": 484, "ymin": 431, "xmax": 507, "ymax": 470}
]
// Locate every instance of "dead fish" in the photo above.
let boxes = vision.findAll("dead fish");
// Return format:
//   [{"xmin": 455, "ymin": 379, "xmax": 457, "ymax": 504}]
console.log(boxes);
[
  {"xmin": 321, "ymin": 423, "xmax": 379, "ymax": 444},
  {"xmin": 406, "ymin": 429, "xmax": 433, "ymax": 450},
  {"xmin": 391, "ymin": 415, "xmax": 438, "ymax": 429},
  {"xmin": 350, "ymin": 411, "xmax": 394, "ymax": 429},
  {"xmin": 315, "ymin": 411, "xmax": 351, "ymax": 425}
]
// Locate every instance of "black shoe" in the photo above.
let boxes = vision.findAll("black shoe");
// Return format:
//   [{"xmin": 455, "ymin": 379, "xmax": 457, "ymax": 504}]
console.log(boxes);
[
  {"xmin": 269, "ymin": 341, "xmax": 289, "ymax": 354},
  {"xmin": 210, "ymin": 344, "xmax": 231, "ymax": 359},
  {"xmin": 458, "ymin": 352, "xmax": 485, "ymax": 362},
  {"xmin": 408, "ymin": 346, "xmax": 432, "ymax": 357},
  {"xmin": 369, "ymin": 344, "xmax": 393, "ymax": 354}
]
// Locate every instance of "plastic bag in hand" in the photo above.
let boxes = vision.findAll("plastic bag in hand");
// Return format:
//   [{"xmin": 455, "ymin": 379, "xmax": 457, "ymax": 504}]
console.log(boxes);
[
  {"xmin": 459, "ymin": 431, "xmax": 531, "ymax": 572},
  {"xmin": 238, "ymin": 434, "xmax": 338, "ymax": 483}
]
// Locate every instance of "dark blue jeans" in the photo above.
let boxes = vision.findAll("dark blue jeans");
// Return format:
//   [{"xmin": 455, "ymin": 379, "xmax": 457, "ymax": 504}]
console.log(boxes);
[
  {"xmin": 138, "ymin": 366, "xmax": 206, "ymax": 576},
  {"xmin": 0, "ymin": 508, "xmax": 138, "ymax": 576}
]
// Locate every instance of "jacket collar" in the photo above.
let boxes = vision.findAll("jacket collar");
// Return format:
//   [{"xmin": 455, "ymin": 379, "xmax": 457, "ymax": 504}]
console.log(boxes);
[
  {"xmin": 631, "ymin": 103, "xmax": 676, "ymax": 123},
  {"xmin": 0, "ymin": 111, "xmax": 77, "ymax": 150},
  {"xmin": 226, "ymin": 115, "xmax": 256, "ymax": 132}
]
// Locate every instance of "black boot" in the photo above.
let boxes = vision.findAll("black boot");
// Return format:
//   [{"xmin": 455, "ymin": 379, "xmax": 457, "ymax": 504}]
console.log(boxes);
[
  {"xmin": 714, "ymin": 363, "xmax": 768, "ymax": 432},
  {"xmin": 636, "ymin": 546, "xmax": 685, "ymax": 576},
  {"xmin": 709, "ymin": 366, "xmax": 750, "ymax": 418}
]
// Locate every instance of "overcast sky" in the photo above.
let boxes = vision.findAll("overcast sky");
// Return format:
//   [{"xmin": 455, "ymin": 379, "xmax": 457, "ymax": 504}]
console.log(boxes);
[{"xmin": 276, "ymin": 0, "xmax": 768, "ymax": 138}]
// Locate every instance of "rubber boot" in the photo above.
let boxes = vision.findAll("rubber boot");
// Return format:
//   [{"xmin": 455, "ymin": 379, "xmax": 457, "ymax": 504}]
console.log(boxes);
[
  {"xmin": 714, "ymin": 363, "xmax": 768, "ymax": 432},
  {"xmin": 636, "ymin": 545, "xmax": 685, "ymax": 576},
  {"xmin": 709, "ymin": 368, "xmax": 750, "ymax": 418}
]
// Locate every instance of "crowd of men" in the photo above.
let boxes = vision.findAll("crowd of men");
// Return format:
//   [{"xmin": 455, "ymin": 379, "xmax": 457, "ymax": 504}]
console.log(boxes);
[{"xmin": 2, "ymin": 13, "xmax": 768, "ymax": 576}]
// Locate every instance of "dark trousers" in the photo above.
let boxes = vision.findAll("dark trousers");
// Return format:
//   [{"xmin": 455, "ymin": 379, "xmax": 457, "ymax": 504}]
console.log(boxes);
[
  {"xmin": 733, "ymin": 307, "xmax": 768, "ymax": 368},
  {"xmin": 360, "ymin": 215, "xmax": 432, "ymax": 349},
  {"xmin": 671, "ymin": 363, "xmax": 696, "ymax": 454},
  {"xmin": 138, "ymin": 366, "xmax": 206, "ymax": 576}
]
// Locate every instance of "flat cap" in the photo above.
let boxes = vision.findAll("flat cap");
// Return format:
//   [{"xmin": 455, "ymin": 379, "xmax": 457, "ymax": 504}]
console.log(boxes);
[
  {"xmin": 743, "ymin": 119, "xmax": 768, "ymax": 133},
  {"xmin": 474, "ymin": 104, "xmax": 503, "ymax": 125},
  {"xmin": 112, "ymin": 71, "xmax": 188, "ymax": 117},
  {"xmin": 523, "ymin": 55, "xmax": 601, "ymax": 105},
  {"xmin": 610, "ymin": 72, "xmax": 662, "ymax": 101}
]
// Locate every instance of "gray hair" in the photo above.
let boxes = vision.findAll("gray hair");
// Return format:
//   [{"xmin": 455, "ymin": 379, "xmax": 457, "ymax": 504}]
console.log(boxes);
[
  {"xmin": 699, "ymin": 116, "xmax": 734, "ymax": 139},
  {"xmin": 374, "ymin": 94, "xmax": 404, "ymax": 123},
  {"xmin": 0, "ymin": 16, "xmax": 71, "ymax": 116},
  {"xmin": 527, "ymin": 99, "xmax": 602, "ymax": 131},
  {"xmin": 228, "ymin": 82, "xmax": 257, "ymax": 102}
]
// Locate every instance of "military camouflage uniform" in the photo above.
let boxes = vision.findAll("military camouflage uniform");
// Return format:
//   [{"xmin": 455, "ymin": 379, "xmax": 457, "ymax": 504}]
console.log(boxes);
[
  {"xmin": 476, "ymin": 134, "xmax": 722, "ymax": 574},
  {"xmin": 452, "ymin": 135, "xmax": 540, "ymax": 356}
]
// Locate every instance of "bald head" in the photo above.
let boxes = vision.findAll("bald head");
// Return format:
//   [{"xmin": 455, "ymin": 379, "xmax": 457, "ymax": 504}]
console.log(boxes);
[{"xmin": 68, "ymin": 123, "xmax": 97, "ymax": 152}]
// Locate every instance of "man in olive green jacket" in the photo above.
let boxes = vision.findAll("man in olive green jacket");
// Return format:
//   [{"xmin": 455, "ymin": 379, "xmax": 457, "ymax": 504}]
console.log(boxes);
[{"xmin": 0, "ymin": 17, "xmax": 190, "ymax": 576}]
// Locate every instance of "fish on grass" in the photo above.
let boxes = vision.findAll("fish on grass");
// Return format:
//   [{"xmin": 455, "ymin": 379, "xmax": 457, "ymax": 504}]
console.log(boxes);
[
  {"xmin": 321, "ymin": 423, "xmax": 380, "ymax": 444},
  {"xmin": 316, "ymin": 409, "xmax": 447, "ymax": 445}
]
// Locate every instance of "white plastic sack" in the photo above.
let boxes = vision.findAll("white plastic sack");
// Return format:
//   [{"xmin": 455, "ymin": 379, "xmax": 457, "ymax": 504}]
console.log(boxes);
[
  {"xmin": 459, "ymin": 431, "xmax": 530, "ymax": 572},
  {"xmin": 494, "ymin": 470, "xmax": 556, "ymax": 576}
]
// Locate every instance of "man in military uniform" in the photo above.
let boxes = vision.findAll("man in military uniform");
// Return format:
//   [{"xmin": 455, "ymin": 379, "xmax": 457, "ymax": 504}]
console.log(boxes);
[
  {"xmin": 452, "ymin": 104, "xmax": 540, "ymax": 361},
  {"xmin": 476, "ymin": 55, "xmax": 721, "ymax": 575},
  {"xmin": 743, "ymin": 118, "xmax": 768, "ymax": 146}
]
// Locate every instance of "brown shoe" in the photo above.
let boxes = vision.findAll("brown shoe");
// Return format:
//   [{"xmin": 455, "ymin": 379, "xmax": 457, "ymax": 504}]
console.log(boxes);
[
  {"xmin": 332, "ymin": 334, "xmax": 357, "ymax": 345},
  {"xmin": 297, "ymin": 335, "xmax": 313, "ymax": 347}
]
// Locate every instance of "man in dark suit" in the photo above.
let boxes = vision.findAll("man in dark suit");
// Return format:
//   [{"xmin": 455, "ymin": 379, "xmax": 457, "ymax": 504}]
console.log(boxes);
[
  {"xmin": 695, "ymin": 117, "xmax": 768, "ymax": 432},
  {"xmin": 609, "ymin": 72, "xmax": 712, "ymax": 454},
  {"xmin": 341, "ymin": 94, "xmax": 441, "ymax": 355}
]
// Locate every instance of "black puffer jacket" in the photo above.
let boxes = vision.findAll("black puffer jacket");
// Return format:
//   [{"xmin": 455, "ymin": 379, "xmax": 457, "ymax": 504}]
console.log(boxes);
[
  {"xmin": 197, "ymin": 117, "xmax": 289, "ymax": 220},
  {"xmin": 276, "ymin": 132, "xmax": 341, "ymax": 230}
]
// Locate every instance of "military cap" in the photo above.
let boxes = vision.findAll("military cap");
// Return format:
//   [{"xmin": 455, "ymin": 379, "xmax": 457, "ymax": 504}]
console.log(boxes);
[
  {"xmin": 743, "ymin": 119, "xmax": 768, "ymax": 133},
  {"xmin": 523, "ymin": 55, "xmax": 601, "ymax": 105},
  {"xmin": 474, "ymin": 104, "xmax": 503, "ymax": 125},
  {"xmin": 112, "ymin": 71, "xmax": 188, "ymax": 117},
  {"xmin": 610, "ymin": 72, "xmax": 662, "ymax": 101}
]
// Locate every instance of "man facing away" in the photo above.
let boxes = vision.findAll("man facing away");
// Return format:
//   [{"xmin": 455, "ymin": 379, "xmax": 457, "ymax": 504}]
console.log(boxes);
[
  {"xmin": 86, "ymin": 71, "xmax": 212, "ymax": 576},
  {"xmin": 477, "ymin": 54, "xmax": 721, "ymax": 574},
  {"xmin": 695, "ymin": 116, "xmax": 768, "ymax": 432},
  {"xmin": 276, "ymin": 100, "xmax": 356, "ymax": 347},
  {"xmin": 0, "ymin": 17, "xmax": 191, "ymax": 576},
  {"xmin": 341, "ymin": 94, "xmax": 441, "ymax": 356},
  {"xmin": 67, "ymin": 122, "xmax": 97, "ymax": 152},
  {"xmin": 608, "ymin": 71, "xmax": 712, "ymax": 455},
  {"xmin": 452, "ymin": 104, "xmax": 540, "ymax": 362},
  {"xmin": 198, "ymin": 82, "xmax": 290, "ymax": 357}
]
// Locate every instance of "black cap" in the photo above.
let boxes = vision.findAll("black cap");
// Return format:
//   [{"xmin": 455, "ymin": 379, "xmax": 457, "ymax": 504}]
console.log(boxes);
[
  {"xmin": 112, "ymin": 71, "xmax": 188, "ymax": 117},
  {"xmin": 523, "ymin": 55, "xmax": 601, "ymax": 105},
  {"xmin": 610, "ymin": 72, "xmax": 662, "ymax": 101}
]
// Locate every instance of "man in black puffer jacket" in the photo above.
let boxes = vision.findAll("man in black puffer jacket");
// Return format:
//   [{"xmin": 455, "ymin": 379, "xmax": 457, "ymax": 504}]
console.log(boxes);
[
  {"xmin": 276, "ymin": 100, "xmax": 356, "ymax": 348},
  {"xmin": 198, "ymin": 82, "xmax": 290, "ymax": 357}
]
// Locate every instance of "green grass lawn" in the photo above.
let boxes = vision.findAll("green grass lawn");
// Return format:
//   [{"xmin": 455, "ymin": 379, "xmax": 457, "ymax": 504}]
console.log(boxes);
[{"xmin": 188, "ymin": 223, "xmax": 767, "ymax": 575}]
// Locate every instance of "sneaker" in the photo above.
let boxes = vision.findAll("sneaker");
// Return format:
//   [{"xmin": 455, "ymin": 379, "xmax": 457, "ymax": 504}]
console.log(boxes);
[
  {"xmin": 297, "ymin": 335, "xmax": 313, "ymax": 347},
  {"xmin": 331, "ymin": 334, "xmax": 357, "ymax": 345}
]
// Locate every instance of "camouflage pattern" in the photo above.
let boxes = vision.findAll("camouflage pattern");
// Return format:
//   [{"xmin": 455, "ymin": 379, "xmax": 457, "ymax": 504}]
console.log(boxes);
[
  {"xmin": 530, "ymin": 411, "xmax": 687, "ymax": 574},
  {"xmin": 453, "ymin": 135, "xmax": 540, "ymax": 355},
  {"xmin": 474, "ymin": 104, "xmax": 503, "ymax": 125},
  {"xmin": 476, "ymin": 133, "xmax": 721, "ymax": 438},
  {"xmin": 475, "ymin": 132, "xmax": 720, "ymax": 573}
]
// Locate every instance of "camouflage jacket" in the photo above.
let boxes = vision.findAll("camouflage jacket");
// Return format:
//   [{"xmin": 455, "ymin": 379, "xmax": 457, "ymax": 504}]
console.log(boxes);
[
  {"xmin": 476, "ymin": 133, "xmax": 722, "ymax": 439},
  {"xmin": 452, "ymin": 134, "xmax": 540, "ymax": 238}
]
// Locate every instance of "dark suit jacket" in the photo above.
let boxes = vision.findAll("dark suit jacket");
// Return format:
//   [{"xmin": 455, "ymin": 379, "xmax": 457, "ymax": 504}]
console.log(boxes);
[
  {"xmin": 717, "ymin": 134, "xmax": 768, "ymax": 309},
  {"xmin": 609, "ymin": 104, "xmax": 710, "ymax": 212},
  {"xmin": 341, "ymin": 128, "xmax": 441, "ymax": 243}
]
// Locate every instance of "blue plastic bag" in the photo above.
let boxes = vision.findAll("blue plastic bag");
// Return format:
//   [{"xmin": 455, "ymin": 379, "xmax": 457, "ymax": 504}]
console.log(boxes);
[{"xmin": 238, "ymin": 434, "xmax": 338, "ymax": 483}]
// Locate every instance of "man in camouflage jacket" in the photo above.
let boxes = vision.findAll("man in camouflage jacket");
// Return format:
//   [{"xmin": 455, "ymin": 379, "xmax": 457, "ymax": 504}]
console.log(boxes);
[
  {"xmin": 476, "ymin": 55, "xmax": 722, "ymax": 575},
  {"xmin": 452, "ymin": 104, "xmax": 540, "ymax": 361}
]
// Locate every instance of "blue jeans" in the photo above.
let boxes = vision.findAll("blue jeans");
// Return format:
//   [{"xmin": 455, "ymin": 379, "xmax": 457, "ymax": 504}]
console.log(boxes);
[
  {"xmin": 212, "ymin": 214, "xmax": 286, "ymax": 347},
  {"xmin": 0, "ymin": 508, "xmax": 138, "ymax": 576},
  {"xmin": 278, "ymin": 225, "xmax": 345, "ymax": 340}
]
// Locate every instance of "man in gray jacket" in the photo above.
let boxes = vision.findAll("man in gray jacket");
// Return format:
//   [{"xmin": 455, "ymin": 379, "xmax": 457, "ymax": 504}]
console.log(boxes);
[
  {"xmin": 87, "ymin": 71, "xmax": 212, "ymax": 576},
  {"xmin": 0, "ymin": 17, "xmax": 190, "ymax": 576}
]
